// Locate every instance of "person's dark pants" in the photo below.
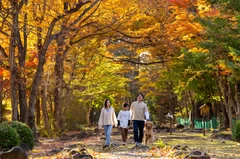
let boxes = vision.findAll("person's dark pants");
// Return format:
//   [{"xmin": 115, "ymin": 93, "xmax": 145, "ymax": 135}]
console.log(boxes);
[
  {"xmin": 133, "ymin": 120, "xmax": 145, "ymax": 144},
  {"xmin": 121, "ymin": 128, "xmax": 128, "ymax": 142}
]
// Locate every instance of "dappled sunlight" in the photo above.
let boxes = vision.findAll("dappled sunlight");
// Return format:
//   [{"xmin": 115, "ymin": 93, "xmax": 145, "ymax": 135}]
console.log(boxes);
[
  {"xmin": 1, "ymin": 0, "xmax": 240, "ymax": 159},
  {"xmin": 161, "ymin": 132, "xmax": 240, "ymax": 159},
  {"xmin": 27, "ymin": 130, "xmax": 240, "ymax": 158}
]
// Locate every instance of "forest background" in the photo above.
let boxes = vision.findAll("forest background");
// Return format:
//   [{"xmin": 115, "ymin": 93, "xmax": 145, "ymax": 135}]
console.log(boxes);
[{"xmin": 0, "ymin": 0, "xmax": 240, "ymax": 136}]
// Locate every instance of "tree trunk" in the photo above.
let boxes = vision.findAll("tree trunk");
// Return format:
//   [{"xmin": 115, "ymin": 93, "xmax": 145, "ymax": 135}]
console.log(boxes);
[
  {"xmin": 41, "ymin": 73, "xmax": 50, "ymax": 135},
  {"xmin": 184, "ymin": 92, "xmax": 189, "ymax": 118},
  {"xmin": 169, "ymin": 118, "xmax": 173, "ymax": 135},
  {"xmin": 167, "ymin": 82, "xmax": 177, "ymax": 117},
  {"xmin": 214, "ymin": 71, "xmax": 228, "ymax": 128},
  {"xmin": 18, "ymin": 8, "xmax": 28, "ymax": 124},
  {"xmin": 36, "ymin": 97, "xmax": 41, "ymax": 126},
  {"xmin": 54, "ymin": 2, "xmax": 68, "ymax": 132},
  {"xmin": 211, "ymin": 102, "xmax": 218, "ymax": 117},
  {"xmin": 222, "ymin": 105, "xmax": 230, "ymax": 128},
  {"xmin": 18, "ymin": 82, "xmax": 28, "ymax": 123},
  {"xmin": 28, "ymin": 34, "xmax": 53, "ymax": 130},
  {"xmin": 227, "ymin": 80, "xmax": 238, "ymax": 130},
  {"xmin": 86, "ymin": 101, "xmax": 92, "ymax": 127},
  {"xmin": 54, "ymin": 35, "xmax": 65, "ymax": 133},
  {"xmin": 234, "ymin": 83, "xmax": 240, "ymax": 120},
  {"xmin": 49, "ymin": 96, "xmax": 54, "ymax": 113},
  {"xmin": 28, "ymin": 50, "xmax": 45, "ymax": 131},
  {"xmin": 9, "ymin": 1, "xmax": 19, "ymax": 121},
  {"xmin": 188, "ymin": 90, "xmax": 195, "ymax": 128},
  {"xmin": 179, "ymin": 103, "xmax": 183, "ymax": 118},
  {"xmin": 226, "ymin": 105, "xmax": 233, "ymax": 130},
  {"xmin": 0, "ymin": 77, "xmax": 3, "ymax": 122},
  {"xmin": 53, "ymin": 55, "xmax": 63, "ymax": 132},
  {"xmin": 28, "ymin": 0, "xmax": 49, "ymax": 131},
  {"xmin": 218, "ymin": 74, "xmax": 232, "ymax": 129},
  {"xmin": 9, "ymin": 1, "xmax": 28, "ymax": 122}
]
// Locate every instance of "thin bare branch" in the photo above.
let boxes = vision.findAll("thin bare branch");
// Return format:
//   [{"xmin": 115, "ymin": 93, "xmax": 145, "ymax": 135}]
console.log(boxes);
[
  {"xmin": 0, "ymin": 45, "xmax": 8, "ymax": 58},
  {"xmin": 70, "ymin": 0, "xmax": 101, "ymax": 26},
  {"xmin": 95, "ymin": 52, "xmax": 169, "ymax": 65}
]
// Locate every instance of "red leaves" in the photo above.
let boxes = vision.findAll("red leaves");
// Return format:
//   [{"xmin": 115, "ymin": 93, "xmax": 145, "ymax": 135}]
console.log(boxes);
[
  {"xmin": 168, "ymin": 0, "xmax": 196, "ymax": 8},
  {"xmin": 0, "ymin": 68, "xmax": 4, "ymax": 76}
]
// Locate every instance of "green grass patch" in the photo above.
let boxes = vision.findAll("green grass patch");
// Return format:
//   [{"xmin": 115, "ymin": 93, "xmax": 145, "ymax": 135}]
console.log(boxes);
[{"xmin": 159, "ymin": 132, "xmax": 240, "ymax": 159}]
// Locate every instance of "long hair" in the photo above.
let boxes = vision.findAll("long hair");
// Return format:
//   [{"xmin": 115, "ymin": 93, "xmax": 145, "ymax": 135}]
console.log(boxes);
[{"xmin": 104, "ymin": 99, "xmax": 111, "ymax": 108}]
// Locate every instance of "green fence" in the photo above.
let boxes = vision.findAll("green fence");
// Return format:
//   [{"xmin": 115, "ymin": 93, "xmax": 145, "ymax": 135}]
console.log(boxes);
[
  {"xmin": 177, "ymin": 117, "xmax": 219, "ymax": 129},
  {"xmin": 177, "ymin": 117, "xmax": 190, "ymax": 126}
]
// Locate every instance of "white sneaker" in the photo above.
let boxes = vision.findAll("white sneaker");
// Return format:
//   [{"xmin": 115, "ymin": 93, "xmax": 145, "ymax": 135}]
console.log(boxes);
[
  {"xmin": 122, "ymin": 142, "xmax": 126, "ymax": 145},
  {"xmin": 135, "ymin": 142, "xmax": 141, "ymax": 147}
]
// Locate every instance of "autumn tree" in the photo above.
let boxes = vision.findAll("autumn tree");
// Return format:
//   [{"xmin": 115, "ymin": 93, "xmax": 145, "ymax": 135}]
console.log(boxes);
[
  {"xmin": 0, "ymin": 0, "xmax": 102, "ymax": 130},
  {"xmin": 157, "ymin": 0, "xmax": 240, "ymax": 129},
  {"xmin": 196, "ymin": 0, "xmax": 240, "ymax": 129}
]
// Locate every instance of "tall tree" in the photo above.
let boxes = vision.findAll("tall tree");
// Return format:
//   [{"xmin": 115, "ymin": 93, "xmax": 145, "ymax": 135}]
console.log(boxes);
[
  {"xmin": 18, "ymin": 0, "xmax": 28, "ymax": 123},
  {"xmin": 9, "ymin": 0, "xmax": 25, "ymax": 121},
  {"xmin": 27, "ymin": 0, "xmax": 101, "ymax": 131},
  {"xmin": 0, "ymin": 75, "xmax": 2, "ymax": 122}
]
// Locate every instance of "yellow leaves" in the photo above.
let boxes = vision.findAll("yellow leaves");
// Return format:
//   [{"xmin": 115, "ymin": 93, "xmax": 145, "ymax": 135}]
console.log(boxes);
[
  {"xmin": 167, "ymin": 2, "xmax": 204, "ymax": 37},
  {"xmin": 166, "ymin": 0, "xmax": 221, "ymax": 52},
  {"xmin": 127, "ymin": 13, "xmax": 159, "ymax": 40},
  {"xmin": 136, "ymin": 49, "xmax": 150, "ymax": 56},
  {"xmin": 198, "ymin": 3, "xmax": 210, "ymax": 13},
  {"xmin": 178, "ymin": 53, "xmax": 185, "ymax": 59},
  {"xmin": 188, "ymin": 47, "xmax": 209, "ymax": 53},
  {"xmin": 196, "ymin": 0, "xmax": 220, "ymax": 17},
  {"xmin": 180, "ymin": 82, "xmax": 186, "ymax": 87},
  {"xmin": 167, "ymin": 20, "xmax": 203, "ymax": 45},
  {"xmin": 101, "ymin": 0, "xmax": 136, "ymax": 21},
  {"xmin": 149, "ymin": 146, "xmax": 177, "ymax": 158},
  {"xmin": 89, "ymin": 151, "xmax": 100, "ymax": 158},
  {"xmin": 218, "ymin": 61, "xmax": 226, "ymax": 69},
  {"xmin": 63, "ymin": 0, "xmax": 85, "ymax": 3},
  {"xmin": 229, "ymin": 16, "xmax": 238, "ymax": 21},
  {"xmin": 218, "ymin": 61, "xmax": 232, "ymax": 76},
  {"xmin": 175, "ymin": 14, "xmax": 188, "ymax": 20},
  {"xmin": 182, "ymin": 34, "xmax": 193, "ymax": 41},
  {"xmin": 0, "ymin": 68, "xmax": 10, "ymax": 80}
]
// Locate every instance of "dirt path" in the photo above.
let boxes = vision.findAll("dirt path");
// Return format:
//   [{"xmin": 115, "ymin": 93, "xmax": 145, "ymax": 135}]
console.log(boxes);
[
  {"xmin": 30, "ymin": 129, "xmax": 154, "ymax": 159},
  {"xmin": 88, "ymin": 131, "xmax": 154, "ymax": 159},
  {"xmin": 29, "ymin": 129, "xmax": 240, "ymax": 159}
]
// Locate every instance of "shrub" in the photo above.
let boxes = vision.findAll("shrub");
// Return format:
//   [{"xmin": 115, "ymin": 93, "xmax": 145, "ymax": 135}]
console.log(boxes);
[
  {"xmin": 232, "ymin": 120, "xmax": 240, "ymax": 141},
  {"xmin": 156, "ymin": 139, "xmax": 166, "ymax": 148},
  {"xmin": 76, "ymin": 124, "xmax": 86, "ymax": 131},
  {"xmin": 0, "ymin": 123, "xmax": 20, "ymax": 148},
  {"xmin": 7, "ymin": 121, "xmax": 34, "ymax": 149}
]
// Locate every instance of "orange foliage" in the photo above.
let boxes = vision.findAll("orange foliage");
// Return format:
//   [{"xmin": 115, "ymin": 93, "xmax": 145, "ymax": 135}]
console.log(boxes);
[
  {"xmin": 168, "ymin": 0, "xmax": 196, "ymax": 8},
  {"xmin": 26, "ymin": 51, "xmax": 39, "ymax": 67},
  {"xmin": 0, "ymin": 68, "xmax": 9, "ymax": 80},
  {"xmin": 205, "ymin": 8, "xmax": 220, "ymax": 17},
  {"xmin": 0, "ymin": 68, "xmax": 4, "ymax": 77}
]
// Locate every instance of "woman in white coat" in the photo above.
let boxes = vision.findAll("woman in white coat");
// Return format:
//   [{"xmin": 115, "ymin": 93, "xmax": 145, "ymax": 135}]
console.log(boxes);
[{"xmin": 98, "ymin": 99, "xmax": 118, "ymax": 149}]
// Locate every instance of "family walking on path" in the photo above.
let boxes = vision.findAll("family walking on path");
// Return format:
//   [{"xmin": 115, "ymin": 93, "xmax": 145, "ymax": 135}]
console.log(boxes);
[{"xmin": 98, "ymin": 93, "xmax": 150, "ymax": 149}]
